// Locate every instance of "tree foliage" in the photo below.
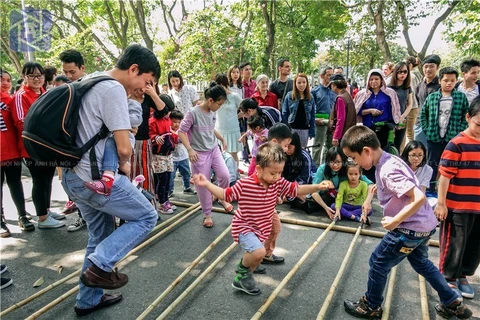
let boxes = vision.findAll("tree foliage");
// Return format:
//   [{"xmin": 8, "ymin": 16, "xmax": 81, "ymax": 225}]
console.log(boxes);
[{"xmin": 444, "ymin": 0, "xmax": 480, "ymax": 57}]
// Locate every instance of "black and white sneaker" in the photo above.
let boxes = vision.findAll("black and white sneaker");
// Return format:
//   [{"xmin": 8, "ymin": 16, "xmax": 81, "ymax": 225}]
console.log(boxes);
[
  {"xmin": 1, "ymin": 277, "xmax": 13, "ymax": 289},
  {"xmin": 435, "ymin": 298, "xmax": 472, "ymax": 319},
  {"xmin": 0, "ymin": 264, "xmax": 7, "ymax": 274}
]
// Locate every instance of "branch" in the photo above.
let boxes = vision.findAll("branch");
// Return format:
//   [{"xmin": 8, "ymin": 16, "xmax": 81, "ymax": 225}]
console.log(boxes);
[
  {"xmin": 159, "ymin": 0, "xmax": 176, "ymax": 40},
  {"xmin": 180, "ymin": 0, "xmax": 188, "ymax": 18},
  {"xmin": 420, "ymin": 0, "xmax": 459, "ymax": 56},
  {"xmin": 340, "ymin": 0, "xmax": 365, "ymax": 9},
  {"xmin": 168, "ymin": 0, "xmax": 179, "ymax": 34},
  {"xmin": 394, "ymin": 0, "xmax": 417, "ymax": 56},
  {"xmin": 104, "ymin": 0, "xmax": 123, "ymax": 42},
  {"xmin": 129, "ymin": 0, "xmax": 153, "ymax": 50},
  {"xmin": 0, "ymin": 37, "xmax": 22, "ymax": 73}
]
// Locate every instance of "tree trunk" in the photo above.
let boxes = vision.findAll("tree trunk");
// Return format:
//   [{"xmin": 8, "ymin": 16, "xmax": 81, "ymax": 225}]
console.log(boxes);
[
  {"xmin": 261, "ymin": 0, "xmax": 275, "ymax": 78},
  {"xmin": 129, "ymin": 0, "xmax": 153, "ymax": 51},
  {"xmin": 367, "ymin": 0, "xmax": 391, "ymax": 62}
]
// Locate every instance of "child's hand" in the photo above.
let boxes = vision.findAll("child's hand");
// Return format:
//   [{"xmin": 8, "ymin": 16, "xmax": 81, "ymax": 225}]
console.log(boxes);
[
  {"xmin": 335, "ymin": 210, "xmax": 341, "ymax": 220},
  {"xmin": 131, "ymin": 127, "xmax": 138, "ymax": 136},
  {"xmin": 434, "ymin": 203, "xmax": 448, "ymax": 221},
  {"xmin": 381, "ymin": 216, "xmax": 399, "ymax": 230},
  {"xmin": 276, "ymin": 197, "xmax": 283, "ymax": 205},
  {"xmin": 318, "ymin": 180, "xmax": 334, "ymax": 190},
  {"xmin": 155, "ymin": 135, "xmax": 164, "ymax": 145},
  {"xmin": 259, "ymin": 136, "xmax": 267, "ymax": 143},
  {"xmin": 192, "ymin": 174, "xmax": 209, "ymax": 186}
]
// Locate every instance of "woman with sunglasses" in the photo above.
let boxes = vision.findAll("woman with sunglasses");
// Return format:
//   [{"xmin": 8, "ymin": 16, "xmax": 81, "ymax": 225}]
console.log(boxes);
[
  {"xmin": 11, "ymin": 62, "xmax": 65, "ymax": 229},
  {"xmin": 388, "ymin": 62, "xmax": 413, "ymax": 152}
]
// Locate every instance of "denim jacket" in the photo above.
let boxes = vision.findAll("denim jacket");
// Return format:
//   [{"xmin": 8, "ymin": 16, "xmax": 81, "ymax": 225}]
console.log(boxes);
[{"xmin": 281, "ymin": 92, "xmax": 316, "ymax": 138}]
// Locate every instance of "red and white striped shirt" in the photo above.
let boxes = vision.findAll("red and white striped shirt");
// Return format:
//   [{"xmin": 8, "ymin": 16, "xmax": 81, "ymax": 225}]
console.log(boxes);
[{"xmin": 226, "ymin": 174, "xmax": 298, "ymax": 242}]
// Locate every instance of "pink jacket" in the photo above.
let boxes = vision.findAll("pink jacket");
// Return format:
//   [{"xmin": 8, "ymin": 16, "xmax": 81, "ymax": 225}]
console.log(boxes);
[{"xmin": 354, "ymin": 69, "xmax": 401, "ymax": 124}]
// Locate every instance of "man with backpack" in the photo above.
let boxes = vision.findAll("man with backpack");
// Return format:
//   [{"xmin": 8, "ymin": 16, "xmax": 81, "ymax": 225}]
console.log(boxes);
[{"xmin": 60, "ymin": 45, "xmax": 160, "ymax": 316}]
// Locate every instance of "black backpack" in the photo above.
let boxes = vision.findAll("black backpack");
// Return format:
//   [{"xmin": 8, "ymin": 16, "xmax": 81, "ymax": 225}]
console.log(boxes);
[{"xmin": 22, "ymin": 75, "xmax": 113, "ymax": 180}]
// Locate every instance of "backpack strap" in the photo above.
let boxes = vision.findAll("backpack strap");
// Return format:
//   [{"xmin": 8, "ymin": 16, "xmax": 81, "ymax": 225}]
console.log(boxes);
[{"xmin": 82, "ymin": 124, "xmax": 110, "ymax": 180}]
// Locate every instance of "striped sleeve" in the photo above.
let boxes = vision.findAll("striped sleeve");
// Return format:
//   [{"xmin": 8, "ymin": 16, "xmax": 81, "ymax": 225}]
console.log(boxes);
[
  {"xmin": 278, "ymin": 178, "xmax": 298, "ymax": 199},
  {"xmin": 439, "ymin": 140, "xmax": 461, "ymax": 179},
  {"xmin": 225, "ymin": 179, "xmax": 242, "ymax": 203}
]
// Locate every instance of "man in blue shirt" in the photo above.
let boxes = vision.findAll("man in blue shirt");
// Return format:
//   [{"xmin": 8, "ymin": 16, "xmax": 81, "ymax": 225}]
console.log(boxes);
[{"xmin": 311, "ymin": 66, "xmax": 336, "ymax": 166}]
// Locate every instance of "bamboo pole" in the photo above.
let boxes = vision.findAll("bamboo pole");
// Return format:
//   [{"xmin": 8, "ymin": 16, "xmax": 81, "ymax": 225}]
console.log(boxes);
[
  {"xmin": 137, "ymin": 225, "xmax": 232, "ymax": 320},
  {"xmin": 26, "ymin": 286, "xmax": 79, "ymax": 319},
  {"xmin": 170, "ymin": 200, "xmax": 226, "ymax": 213},
  {"xmin": 251, "ymin": 220, "xmax": 337, "ymax": 320},
  {"xmin": 1, "ymin": 202, "xmax": 200, "ymax": 318},
  {"xmin": 381, "ymin": 266, "xmax": 398, "ymax": 320},
  {"xmin": 156, "ymin": 242, "xmax": 238, "ymax": 320},
  {"xmin": 24, "ymin": 204, "xmax": 202, "ymax": 320},
  {"xmin": 419, "ymin": 275, "xmax": 430, "ymax": 320},
  {"xmin": 317, "ymin": 224, "xmax": 362, "ymax": 320},
  {"xmin": 280, "ymin": 217, "xmax": 440, "ymax": 248}
]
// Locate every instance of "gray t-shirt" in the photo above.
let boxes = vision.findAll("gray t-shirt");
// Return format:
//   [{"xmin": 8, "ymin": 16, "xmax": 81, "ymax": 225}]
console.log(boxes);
[
  {"xmin": 74, "ymin": 73, "xmax": 131, "ymax": 182},
  {"xmin": 438, "ymin": 95, "xmax": 453, "ymax": 139},
  {"xmin": 414, "ymin": 164, "xmax": 433, "ymax": 189},
  {"xmin": 128, "ymin": 99, "xmax": 142, "ymax": 147},
  {"xmin": 178, "ymin": 106, "xmax": 218, "ymax": 152}
]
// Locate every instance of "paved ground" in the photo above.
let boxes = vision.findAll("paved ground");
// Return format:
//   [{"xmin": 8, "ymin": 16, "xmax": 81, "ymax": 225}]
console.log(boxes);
[{"xmin": 1, "ymin": 168, "xmax": 479, "ymax": 319}]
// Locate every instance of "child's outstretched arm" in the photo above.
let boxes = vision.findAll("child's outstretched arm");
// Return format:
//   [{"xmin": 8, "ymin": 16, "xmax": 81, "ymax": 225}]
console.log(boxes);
[
  {"xmin": 381, "ymin": 186, "xmax": 426, "ymax": 230},
  {"xmin": 192, "ymin": 173, "xmax": 226, "ymax": 201},
  {"xmin": 298, "ymin": 180, "xmax": 334, "ymax": 196}
]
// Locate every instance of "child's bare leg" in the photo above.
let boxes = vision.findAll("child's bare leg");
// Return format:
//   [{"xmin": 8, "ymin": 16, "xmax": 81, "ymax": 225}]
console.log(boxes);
[
  {"xmin": 103, "ymin": 170, "xmax": 115, "ymax": 177},
  {"xmin": 243, "ymin": 247, "xmax": 266, "ymax": 272}
]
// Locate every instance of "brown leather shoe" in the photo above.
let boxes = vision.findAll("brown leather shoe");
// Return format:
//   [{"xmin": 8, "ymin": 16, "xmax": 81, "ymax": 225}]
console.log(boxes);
[
  {"xmin": 80, "ymin": 266, "xmax": 128, "ymax": 290},
  {"xmin": 74, "ymin": 293, "xmax": 123, "ymax": 316}
]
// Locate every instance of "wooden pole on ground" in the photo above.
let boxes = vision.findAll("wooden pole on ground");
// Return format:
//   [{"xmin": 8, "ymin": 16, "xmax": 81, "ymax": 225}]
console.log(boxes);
[
  {"xmin": 170, "ymin": 200, "xmax": 225, "ymax": 213},
  {"xmin": 317, "ymin": 224, "xmax": 362, "ymax": 320},
  {"xmin": 1, "ymin": 202, "xmax": 201, "ymax": 318},
  {"xmin": 136, "ymin": 225, "xmax": 232, "ymax": 320},
  {"xmin": 381, "ymin": 266, "xmax": 398, "ymax": 320},
  {"xmin": 280, "ymin": 217, "xmax": 439, "ymax": 247},
  {"xmin": 251, "ymin": 220, "xmax": 337, "ymax": 320},
  {"xmin": 156, "ymin": 242, "xmax": 238, "ymax": 320},
  {"xmin": 24, "ymin": 203, "xmax": 201, "ymax": 320},
  {"xmin": 419, "ymin": 275, "xmax": 430, "ymax": 320}
]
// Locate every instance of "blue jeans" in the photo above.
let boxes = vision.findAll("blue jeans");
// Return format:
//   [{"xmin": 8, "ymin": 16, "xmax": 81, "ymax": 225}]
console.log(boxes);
[
  {"xmin": 366, "ymin": 229, "xmax": 458, "ymax": 309},
  {"xmin": 169, "ymin": 159, "xmax": 191, "ymax": 191},
  {"xmin": 61, "ymin": 169, "xmax": 157, "ymax": 309},
  {"xmin": 102, "ymin": 136, "xmax": 118, "ymax": 172}
]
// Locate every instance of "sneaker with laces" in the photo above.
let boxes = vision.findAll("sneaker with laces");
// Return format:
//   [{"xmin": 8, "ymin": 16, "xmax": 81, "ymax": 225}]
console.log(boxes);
[
  {"xmin": 1, "ymin": 277, "xmax": 13, "ymax": 289},
  {"xmin": 457, "ymin": 278, "xmax": 474, "ymax": 299},
  {"xmin": 183, "ymin": 188, "xmax": 197, "ymax": 195},
  {"xmin": 38, "ymin": 216, "xmax": 65, "ymax": 229},
  {"xmin": 67, "ymin": 217, "xmax": 86, "ymax": 232},
  {"xmin": 18, "ymin": 216, "xmax": 35, "ymax": 231},
  {"xmin": 158, "ymin": 203, "xmax": 174, "ymax": 215},
  {"xmin": 344, "ymin": 296, "xmax": 383, "ymax": 319},
  {"xmin": 232, "ymin": 262, "xmax": 261, "ymax": 295},
  {"xmin": 48, "ymin": 210, "xmax": 66, "ymax": 220},
  {"xmin": 435, "ymin": 297, "xmax": 472, "ymax": 319},
  {"xmin": 62, "ymin": 201, "xmax": 78, "ymax": 214},
  {"xmin": 165, "ymin": 201, "xmax": 177, "ymax": 211}
]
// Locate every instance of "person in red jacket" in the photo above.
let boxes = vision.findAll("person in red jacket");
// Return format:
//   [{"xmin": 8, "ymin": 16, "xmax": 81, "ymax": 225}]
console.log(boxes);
[
  {"xmin": 11, "ymin": 62, "xmax": 65, "ymax": 229},
  {"xmin": 1, "ymin": 69, "xmax": 34, "ymax": 236}
]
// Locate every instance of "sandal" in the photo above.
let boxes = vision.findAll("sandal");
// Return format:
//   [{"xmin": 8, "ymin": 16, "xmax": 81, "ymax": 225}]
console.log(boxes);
[{"xmin": 202, "ymin": 217, "xmax": 214, "ymax": 228}]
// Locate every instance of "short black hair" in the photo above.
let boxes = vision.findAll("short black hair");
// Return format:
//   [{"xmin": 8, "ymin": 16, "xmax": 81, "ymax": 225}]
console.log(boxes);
[
  {"xmin": 401, "ymin": 140, "xmax": 427, "ymax": 167},
  {"xmin": 204, "ymin": 83, "xmax": 226, "ymax": 102},
  {"xmin": 170, "ymin": 109, "xmax": 184, "ymax": 120},
  {"xmin": 267, "ymin": 123, "xmax": 292, "ymax": 142},
  {"xmin": 460, "ymin": 59, "xmax": 480, "ymax": 73},
  {"xmin": 341, "ymin": 126, "xmax": 381, "ymax": 154},
  {"xmin": 239, "ymin": 98, "xmax": 258, "ymax": 113},
  {"xmin": 277, "ymin": 58, "xmax": 289, "ymax": 69},
  {"xmin": 44, "ymin": 66, "xmax": 57, "ymax": 82},
  {"xmin": 468, "ymin": 95, "xmax": 480, "ymax": 118},
  {"xmin": 116, "ymin": 44, "xmax": 161, "ymax": 81},
  {"xmin": 439, "ymin": 67, "xmax": 459, "ymax": 81},
  {"xmin": 54, "ymin": 75, "xmax": 70, "ymax": 83},
  {"xmin": 239, "ymin": 62, "xmax": 251, "ymax": 70},
  {"xmin": 59, "ymin": 50, "xmax": 85, "ymax": 68},
  {"xmin": 247, "ymin": 115, "xmax": 264, "ymax": 130},
  {"xmin": 153, "ymin": 94, "xmax": 175, "ymax": 119},
  {"xmin": 214, "ymin": 73, "xmax": 229, "ymax": 87},
  {"xmin": 22, "ymin": 61, "xmax": 44, "ymax": 76}
]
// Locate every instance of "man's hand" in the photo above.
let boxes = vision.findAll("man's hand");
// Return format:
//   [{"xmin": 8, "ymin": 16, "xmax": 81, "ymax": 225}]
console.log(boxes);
[
  {"xmin": 381, "ymin": 216, "xmax": 400, "ymax": 230},
  {"xmin": 315, "ymin": 119, "xmax": 324, "ymax": 126},
  {"xmin": 434, "ymin": 203, "xmax": 448, "ymax": 221}
]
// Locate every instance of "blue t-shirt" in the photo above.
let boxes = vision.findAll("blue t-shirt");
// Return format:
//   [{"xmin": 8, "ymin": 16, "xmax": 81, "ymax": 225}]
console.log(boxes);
[{"xmin": 360, "ymin": 90, "xmax": 393, "ymax": 128}]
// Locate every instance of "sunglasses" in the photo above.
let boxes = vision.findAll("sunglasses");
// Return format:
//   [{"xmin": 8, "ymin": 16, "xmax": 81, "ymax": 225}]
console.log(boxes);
[{"xmin": 397, "ymin": 70, "xmax": 408, "ymax": 74}]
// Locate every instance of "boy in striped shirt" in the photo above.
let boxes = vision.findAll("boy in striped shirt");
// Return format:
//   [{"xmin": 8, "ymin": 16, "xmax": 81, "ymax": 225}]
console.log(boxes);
[
  {"xmin": 193, "ymin": 142, "xmax": 333, "ymax": 295},
  {"xmin": 436, "ymin": 95, "xmax": 480, "ymax": 300}
]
